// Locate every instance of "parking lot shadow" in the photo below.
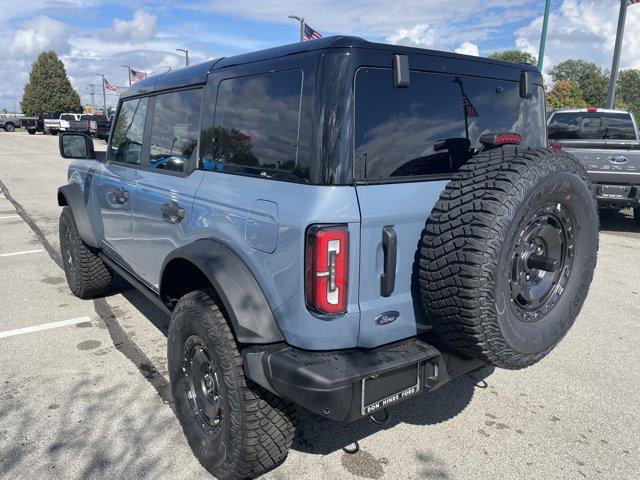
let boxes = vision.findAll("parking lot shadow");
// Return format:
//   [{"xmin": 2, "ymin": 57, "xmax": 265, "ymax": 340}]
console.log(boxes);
[
  {"xmin": 293, "ymin": 365, "xmax": 494, "ymax": 456},
  {"xmin": 107, "ymin": 276, "xmax": 494, "ymax": 460},
  {"xmin": 0, "ymin": 374, "xmax": 198, "ymax": 479},
  {"xmin": 598, "ymin": 208, "xmax": 640, "ymax": 237}
]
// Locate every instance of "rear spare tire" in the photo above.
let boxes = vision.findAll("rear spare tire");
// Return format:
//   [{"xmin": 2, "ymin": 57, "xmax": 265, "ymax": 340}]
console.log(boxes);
[{"xmin": 419, "ymin": 147, "xmax": 598, "ymax": 369}]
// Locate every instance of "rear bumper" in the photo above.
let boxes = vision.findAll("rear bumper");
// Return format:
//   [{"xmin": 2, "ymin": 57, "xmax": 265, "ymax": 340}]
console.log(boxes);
[
  {"xmin": 243, "ymin": 338, "xmax": 484, "ymax": 422},
  {"xmin": 589, "ymin": 183, "xmax": 640, "ymax": 209}
]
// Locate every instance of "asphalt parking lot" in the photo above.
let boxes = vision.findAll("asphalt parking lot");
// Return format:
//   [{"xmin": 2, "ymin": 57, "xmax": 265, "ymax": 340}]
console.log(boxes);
[{"xmin": 0, "ymin": 130, "xmax": 639, "ymax": 480}]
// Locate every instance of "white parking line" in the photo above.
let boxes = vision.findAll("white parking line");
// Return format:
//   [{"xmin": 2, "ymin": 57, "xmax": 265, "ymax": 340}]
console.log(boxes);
[
  {"xmin": 0, "ymin": 249, "xmax": 44, "ymax": 257},
  {"xmin": 0, "ymin": 316, "xmax": 92, "ymax": 340},
  {"xmin": 0, "ymin": 215, "xmax": 20, "ymax": 220}
]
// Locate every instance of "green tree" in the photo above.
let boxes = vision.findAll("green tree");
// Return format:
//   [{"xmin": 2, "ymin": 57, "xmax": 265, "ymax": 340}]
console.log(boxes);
[
  {"xmin": 489, "ymin": 50, "xmax": 537, "ymax": 65},
  {"xmin": 546, "ymin": 81, "xmax": 588, "ymax": 110},
  {"xmin": 549, "ymin": 60, "xmax": 609, "ymax": 108},
  {"xmin": 20, "ymin": 51, "xmax": 82, "ymax": 116},
  {"xmin": 617, "ymin": 69, "xmax": 640, "ymax": 119}
]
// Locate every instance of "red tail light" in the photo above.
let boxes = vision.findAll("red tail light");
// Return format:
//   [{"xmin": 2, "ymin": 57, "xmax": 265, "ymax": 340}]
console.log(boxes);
[
  {"xmin": 587, "ymin": 107, "xmax": 598, "ymax": 113},
  {"xmin": 479, "ymin": 132, "xmax": 521, "ymax": 148},
  {"xmin": 550, "ymin": 143, "xmax": 562, "ymax": 152},
  {"xmin": 493, "ymin": 133, "xmax": 521, "ymax": 145},
  {"xmin": 305, "ymin": 225, "xmax": 349, "ymax": 315}
]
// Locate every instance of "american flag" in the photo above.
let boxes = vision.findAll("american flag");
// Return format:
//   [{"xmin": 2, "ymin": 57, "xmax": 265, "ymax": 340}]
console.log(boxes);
[
  {"xmin": 462, "ymin": 94, "xmax": 479, "ymax": 118},
  {"xmin": 303, "ymin": 23, "xmax": 323, "ymax": 41},
  {"xmin": 104, "ymin": 78, "xmax": 119, "ymax": 94},
  {"xmin": 130, "ymin": 68, "xmax": 146, "ymax": 84}
]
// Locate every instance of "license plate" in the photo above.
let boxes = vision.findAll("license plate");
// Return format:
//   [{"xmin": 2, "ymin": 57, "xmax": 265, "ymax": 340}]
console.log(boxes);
[
  {"xmin": 361, "ymin": 363, "xmax": 420, "ymax": 416},
  {"xmin": 601, "ymin": 185, "xmax": 629, "ymax": 199}
]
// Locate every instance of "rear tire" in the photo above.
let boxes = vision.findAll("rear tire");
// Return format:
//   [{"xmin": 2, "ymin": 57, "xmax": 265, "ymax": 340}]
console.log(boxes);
[
  {"xmin": 419, "ymin": 147, "xmax": 598, "ymax": 369},
  {"xmin": 59, "ymin": 207, "xmax": 112, "ymax": 299},
  {"xmin": 168, "ymin": 289, "xmax": 296, "ymax": 480},
  {"xmin": 634, "ymin": 207, "xmax": 640, "ymax": 226},
  {"xmin": 27, "ymin": 129, "xmax": 36, "ymax": 135}
]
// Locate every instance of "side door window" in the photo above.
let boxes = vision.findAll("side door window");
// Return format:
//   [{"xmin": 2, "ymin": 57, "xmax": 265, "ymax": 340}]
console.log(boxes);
[
  {"xmin": 108, "ymin": 97, "xmax": 149, "ymax": 165},
  {"xmin": 148, "ymin": 89, "xmax": 203, "ymax": 173}
]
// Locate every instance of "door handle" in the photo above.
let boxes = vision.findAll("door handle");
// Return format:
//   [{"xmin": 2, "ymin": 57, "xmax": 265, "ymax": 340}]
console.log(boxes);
[
  {"xmin": 380, "ymin": 226, "xmax": 397, "ymax": 297},
  {"xmin": 161, "ymin": 202, "xmax": 185, "ymax": 224},
  {"xmin": 114, "ymin": 187, "xmax": 129, "ymax": 205}
]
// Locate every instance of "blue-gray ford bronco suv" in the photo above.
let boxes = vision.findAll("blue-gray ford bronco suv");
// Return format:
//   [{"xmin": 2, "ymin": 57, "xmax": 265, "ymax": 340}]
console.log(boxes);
[{"xmin": 57, "ymin": 37, "xmax": 599, "ymax": 480}]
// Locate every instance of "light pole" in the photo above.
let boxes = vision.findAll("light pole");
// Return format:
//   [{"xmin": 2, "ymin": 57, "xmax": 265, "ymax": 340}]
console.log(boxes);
[
  {"xmin": 121, "ymin": 65, "xmax": 132, "ymax": 86},
  {"xmin": 86, "ymin": 84, "xmax": 96, "ymax": 109},
  {"xmin": 176, "ymin": 48, "xmax": 190, "ymax": 67},
  {"xmin": 288, "ymin": 15, "xmax": 304, "ymax": 42},
  {"xmin": 96, "ymin": 74, "xmax": 107, "ymax": 114},
  {"xmin": 607, "ymin": 0, "xmax": 636, "ymax": 108},
  {"xmin": 537, "ymin": 0, "xmax": 552, "ymax": 71}
]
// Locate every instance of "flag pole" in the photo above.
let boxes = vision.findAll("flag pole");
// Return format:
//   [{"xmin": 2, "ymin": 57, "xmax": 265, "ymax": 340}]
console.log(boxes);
[
  {"xmin": 453, "ymin": 76, "xmax": 470, "ymax": 140},
  {"xmin": 95, "ymin": 74, "xmax": 107, "ymax": 114},
  {"xmin": 607, "ymin": 0, "xmax": 629, "ymax": 108},
  {"xmin": 121, "ymin": 65, "xmax": 132, "ymax": 86},
  {"xmin": 288, "ymin": 15, "xmax": 305, "ymax": 42},
  {"xmin": 537, "ymin": 0, "xmax": 552, "ymax": 71}
]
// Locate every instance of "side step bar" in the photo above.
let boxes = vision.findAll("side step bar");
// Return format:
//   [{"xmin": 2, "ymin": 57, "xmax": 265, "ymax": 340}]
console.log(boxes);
[{"xmin": 99, "ymin": 253, "xmax": 171, "ymax": 316}]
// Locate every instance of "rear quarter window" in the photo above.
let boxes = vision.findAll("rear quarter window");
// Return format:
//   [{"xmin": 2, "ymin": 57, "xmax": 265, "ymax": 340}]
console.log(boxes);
[
  {"xmin": 355, "ymin": 68, "xmax": 546, "ymax": 180},
  {"xmin": 200, "ymin": 69, "xmax": 303, "ymax": 180}
]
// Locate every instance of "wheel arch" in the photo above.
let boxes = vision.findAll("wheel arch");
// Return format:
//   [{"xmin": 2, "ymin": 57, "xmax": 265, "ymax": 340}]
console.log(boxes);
[
  {"xmin": 160, "ymin": 239, "xmax": 284, "ymax": 344},
  {"xmin": 57, "ymin": 183, "xmax": 100, "ymax": 248}
]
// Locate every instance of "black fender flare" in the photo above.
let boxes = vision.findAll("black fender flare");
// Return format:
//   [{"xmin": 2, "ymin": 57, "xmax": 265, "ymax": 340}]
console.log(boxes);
[
  {"xmin": 160, "ymin": 239, "xmax": 284, "ymax": 344},
  {"xmin": 57, "ymin": 183, "xmax": 100, "ymax": 248}
]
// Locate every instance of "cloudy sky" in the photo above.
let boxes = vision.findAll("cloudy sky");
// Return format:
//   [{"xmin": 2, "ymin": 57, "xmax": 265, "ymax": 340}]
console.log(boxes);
[{"xmin": 1, "ymin": 0, "xmax": 639, "ymax": 112}]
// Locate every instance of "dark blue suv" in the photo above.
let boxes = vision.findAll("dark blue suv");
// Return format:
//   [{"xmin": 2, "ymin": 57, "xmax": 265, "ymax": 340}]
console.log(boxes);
[{"xmin": 57, "ymin": 37, "xmax": 598, "ymax": 479}]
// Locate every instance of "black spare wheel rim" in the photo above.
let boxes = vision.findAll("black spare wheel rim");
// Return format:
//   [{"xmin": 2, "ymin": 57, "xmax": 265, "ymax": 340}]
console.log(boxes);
[
  {"xmin": 509, "ymin": 202, "xmax": 576, "ymax": 323},
  {"xmin": 181, "ymin": 336, "xmax": 223, "ymax": 439}
]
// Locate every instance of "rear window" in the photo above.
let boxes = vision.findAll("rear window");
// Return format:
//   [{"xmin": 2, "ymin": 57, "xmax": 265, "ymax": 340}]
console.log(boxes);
[
  {"xmin": 201, "ymin": 70, "xmax": 303, "ymax": 179},
  {"xmin": 355, "ymin": 68, "xmax": 546, "ymax": 180},
  {"xmin": 548, "ymin": 112, "xmax": 637, "ymax": 141},
  {"xmin": 60, "ymin": 114, "xmax": 75, "ymax": 121}
]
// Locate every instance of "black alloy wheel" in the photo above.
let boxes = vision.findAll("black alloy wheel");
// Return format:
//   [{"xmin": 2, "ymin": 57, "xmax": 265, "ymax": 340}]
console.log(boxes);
[{"xmin": 509, "ymin": 203, "xmax": 576, "ymax": 323}]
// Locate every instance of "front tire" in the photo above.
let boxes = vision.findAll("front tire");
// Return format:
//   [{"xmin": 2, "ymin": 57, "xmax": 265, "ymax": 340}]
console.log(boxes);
[
  {"xmin": 634, "ymin": 207, "xmax": 640, "ymax": 226},
  {"xmin": 4, "ymin": 122, "xmax": 15, "ymax": 132},
  {"xmin": 419, "ymin": 148, "xmax": 599, "ymax": 369},
  {"xmin": 168, "ymin": 290, "xmax": 296, "ymax": 480},
  {"xmin": 59, "ymin": 207, "xmax": 112, "ymax": 298}
]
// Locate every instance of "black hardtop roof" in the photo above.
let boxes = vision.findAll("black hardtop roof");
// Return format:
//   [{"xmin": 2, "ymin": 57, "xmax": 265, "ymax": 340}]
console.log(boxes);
[{"xmin": 121, "ymin": 35, "xmax": 541, "ymax": 99}]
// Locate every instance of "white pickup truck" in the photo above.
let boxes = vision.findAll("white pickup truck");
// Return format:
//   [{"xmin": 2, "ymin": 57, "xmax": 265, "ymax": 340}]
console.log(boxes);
[{"xmin": 0, "ymin": 115, "xmax": 22, "ymax": 132}]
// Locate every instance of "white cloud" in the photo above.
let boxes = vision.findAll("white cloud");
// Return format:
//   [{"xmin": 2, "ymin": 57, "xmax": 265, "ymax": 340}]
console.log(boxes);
[
  {"xmin": 515, "ymin": 0, "xmax": 640, "ymax": 72},
  {"xmin": 455, "ymin": 41, "xmax": 480, "ymax": 56},
  {"xmin": 112, "ymin": 10, "xmax": 158, "ymax": 43},
  {"xmin": 8, "ymin": 16, "xmax": 71, "ymax": 58},
  {"xmin": 192, "ymin": 0, "xmax": 536, "ymax": 45},
  {"xmin": 386, "ymin": 24, "xmax": 435, "ymax": 47}
]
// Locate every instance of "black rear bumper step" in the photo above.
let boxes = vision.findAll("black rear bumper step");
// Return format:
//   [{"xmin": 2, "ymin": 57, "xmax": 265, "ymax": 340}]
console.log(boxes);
[{"xmin": 242, "ymin": 338, "xmax": 484, "ymax": 422}]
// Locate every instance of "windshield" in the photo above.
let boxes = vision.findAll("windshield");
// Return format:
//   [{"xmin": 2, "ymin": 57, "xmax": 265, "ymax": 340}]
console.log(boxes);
[{"xmin": 548, "ymin": 112, "xmax": 637, "ymax": 141}]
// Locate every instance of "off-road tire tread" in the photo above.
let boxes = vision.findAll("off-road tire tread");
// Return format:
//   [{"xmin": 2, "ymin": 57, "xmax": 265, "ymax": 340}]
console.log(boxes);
[
  {"xmin": 419, "ymin": 147, "xmax": 597, "ymax": 369},
  {"xmin": 171, "ymin": 289, "xmax": 296, "ymax": 480},
  {"xmin": 59, "ymin": 206, "xmax": 112, "ymax": 298}
]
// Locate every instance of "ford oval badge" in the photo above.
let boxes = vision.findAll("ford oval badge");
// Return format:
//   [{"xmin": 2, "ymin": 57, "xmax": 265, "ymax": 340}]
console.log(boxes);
[
  {"xmin": 374, "ymin": 311, "xmax": 400, "ymax": 325},
  {"xmin": 609, "ymin": 155, "xmax": 629, "ymax": 165}
]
